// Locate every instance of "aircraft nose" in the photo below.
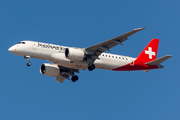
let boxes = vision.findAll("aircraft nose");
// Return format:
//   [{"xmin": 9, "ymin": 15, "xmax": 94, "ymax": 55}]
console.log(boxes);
[
  {"xmin": 8, "ymin": 46, "xmax": 16, "ymax": 53},
  {"xmin": 8, "ymin": 47, "xmax": 13, "ymax": 52}
]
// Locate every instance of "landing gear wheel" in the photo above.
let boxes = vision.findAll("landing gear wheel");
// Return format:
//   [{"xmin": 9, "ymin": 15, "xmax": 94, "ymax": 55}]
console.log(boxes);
[
  {"xmin": 27, "ymin": 62, "xmax": 31, "ymax": 66},
  {"xmin": 88, "ymin": 64, "xmax": 95, "ymax": 71},
  {"xmin": 24, "ymin": 55, "xmax": 31, "ymax": 67},
  {"xmin": 71, "ymin": 75, "xmax": 79, "ymax": 82}
]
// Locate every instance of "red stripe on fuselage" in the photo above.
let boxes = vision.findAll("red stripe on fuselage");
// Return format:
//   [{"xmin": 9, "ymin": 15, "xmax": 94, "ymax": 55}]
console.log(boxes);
[{"xmin": 112, "ymin": 59, "xmax": 159, "ymax": 71}]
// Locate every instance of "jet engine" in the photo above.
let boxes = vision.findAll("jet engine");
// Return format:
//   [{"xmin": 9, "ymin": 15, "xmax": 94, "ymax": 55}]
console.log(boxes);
[
  {"xmin": 40, "ymin": 63, "xmax": 59, "ymax": 77},
  {"xmin": 65, "ymin": 48, "xmax": 85, "ymax": 61}
]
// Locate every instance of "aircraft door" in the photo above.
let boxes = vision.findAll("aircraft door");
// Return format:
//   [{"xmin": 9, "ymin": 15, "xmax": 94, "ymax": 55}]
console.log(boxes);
[
  {"xmin": 130, "ymin": 59, "xmax": 135, "ymax": 66},
  {"xmin": 32, "ymin": 42, "xmax": 38, "ymax": 50}
]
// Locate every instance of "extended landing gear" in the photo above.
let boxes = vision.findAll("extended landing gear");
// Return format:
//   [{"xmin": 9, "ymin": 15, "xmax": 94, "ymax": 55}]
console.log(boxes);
[
  {"xmin": 24, "ymin": 55, "xmax": 31, "ymax": 67},
  {"xmin": 86, "ymin": 56, "xmax": 96, "ymax": 71},
  {"xmin": 71, "ymin": 75, "xmax": 79, "ymax": 82},
  {"xmin": 88, "ymin": 64, "xmax": 95, "ymax": 71},
  {"xmin": 62, "ymin": 68, "xmax": 79, "ymax": 82},
  {"xmin": 27, "ymin": 62, "xmax": 31, "ymax": 66}
]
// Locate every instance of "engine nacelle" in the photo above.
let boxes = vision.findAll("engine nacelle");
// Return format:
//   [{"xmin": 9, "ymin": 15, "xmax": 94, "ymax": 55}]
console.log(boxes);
[
  {"xmin": 40, "ymin": 63, "xmax": 59, "ymax": 77},
  {"xmin": 65, "ymin": 47, "xmax": 85, "ymax": 61}
]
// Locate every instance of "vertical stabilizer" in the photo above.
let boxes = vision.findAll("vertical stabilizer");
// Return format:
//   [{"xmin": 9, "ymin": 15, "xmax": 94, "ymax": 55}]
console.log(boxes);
[{"xmin": 136, "ymin": 38, "xmax": 159, "ymax": 63}]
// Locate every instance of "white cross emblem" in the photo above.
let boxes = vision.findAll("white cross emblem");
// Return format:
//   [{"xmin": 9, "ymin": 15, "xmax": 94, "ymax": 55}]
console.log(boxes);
[{"xmin": 145, "ymin": 47, "xmax": 155, "ymax": 59}]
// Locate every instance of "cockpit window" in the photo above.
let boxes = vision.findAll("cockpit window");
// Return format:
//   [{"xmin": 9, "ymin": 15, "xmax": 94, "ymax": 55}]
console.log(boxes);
[{"xmin": 17, "ymin": 42, "xmax": 26, "ymax": 44}]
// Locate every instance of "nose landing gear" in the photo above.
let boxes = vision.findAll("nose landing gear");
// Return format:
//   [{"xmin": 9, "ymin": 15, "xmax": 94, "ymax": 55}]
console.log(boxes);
[
  {"xmin": 24, "ymin": 55, "xmax": 31, "ymax": 66},
  {"xmin": 27, "ymin": 62, "xmax": 31, "ymax": 66}
]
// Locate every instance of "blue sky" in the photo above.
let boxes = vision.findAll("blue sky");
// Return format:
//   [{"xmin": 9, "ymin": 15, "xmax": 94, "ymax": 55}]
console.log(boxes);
[{"xmin": 1, "ymin": 0, "xmax": 179, "ymax": 120}]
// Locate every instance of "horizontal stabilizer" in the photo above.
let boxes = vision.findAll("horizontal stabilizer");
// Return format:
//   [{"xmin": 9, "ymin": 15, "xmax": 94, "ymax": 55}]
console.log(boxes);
[{"xmin": 145, "ymin": 55, "xmax": 172, "ymax": 65}]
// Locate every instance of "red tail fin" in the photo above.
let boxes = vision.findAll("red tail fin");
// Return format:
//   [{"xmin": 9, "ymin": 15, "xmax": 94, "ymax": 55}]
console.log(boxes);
[{"xmin": 136, "ymin": 38, "xmax": 159, "ymax": 63}]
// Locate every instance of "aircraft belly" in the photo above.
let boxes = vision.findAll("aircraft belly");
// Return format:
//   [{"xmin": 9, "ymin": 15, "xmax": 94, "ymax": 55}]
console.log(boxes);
[
  {"xmin": 58, "ymin": 61, "xmax": 88, "ymax": 69},
  {"xmin": 71, "ymin": 61, "xmax": 88, "ymax": 69}
]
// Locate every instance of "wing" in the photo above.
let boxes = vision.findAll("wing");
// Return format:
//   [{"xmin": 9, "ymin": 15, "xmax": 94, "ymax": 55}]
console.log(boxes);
[{"xmin": 85, "ymin": 28, "xmax": 145, "ymax": 57}]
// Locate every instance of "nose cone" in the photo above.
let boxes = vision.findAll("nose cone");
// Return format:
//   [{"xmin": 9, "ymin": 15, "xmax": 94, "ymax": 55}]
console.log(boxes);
[
  {"xmin": 8, "ymin": 47, "xmax": 13, "ymax": 52},
  {"xmin": 8, "ymin": 46, "xmax": 16, "ymax": 53}
]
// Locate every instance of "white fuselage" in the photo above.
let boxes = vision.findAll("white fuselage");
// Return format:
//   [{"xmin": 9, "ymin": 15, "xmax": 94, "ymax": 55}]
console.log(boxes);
[{"xmin": 8, "ymin": 41, "xmax": 136, "ymax": 70}]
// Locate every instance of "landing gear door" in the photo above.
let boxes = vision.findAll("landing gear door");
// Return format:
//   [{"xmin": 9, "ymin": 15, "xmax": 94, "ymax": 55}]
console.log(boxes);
[{"xmin": 32, "ymin": 42, "xmax": 38, "ymax": 50}]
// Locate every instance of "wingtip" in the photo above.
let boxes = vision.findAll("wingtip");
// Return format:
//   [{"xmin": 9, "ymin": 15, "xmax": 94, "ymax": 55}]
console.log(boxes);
[
  {"xmin": 134, "ymin": 28, "xmax": 146, "ymax": 31},
  {"xmin": 166, "ymin": 55, "xmax": 173, "ymax": 57}
]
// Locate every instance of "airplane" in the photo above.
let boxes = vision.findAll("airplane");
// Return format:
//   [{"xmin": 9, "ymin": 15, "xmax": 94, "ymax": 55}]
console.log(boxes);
[{"xmin": 8, "ymin": 28, "xmax": 172, "ymax": 83}]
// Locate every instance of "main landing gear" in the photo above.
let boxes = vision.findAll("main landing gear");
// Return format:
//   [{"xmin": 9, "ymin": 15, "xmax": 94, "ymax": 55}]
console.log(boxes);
[
  {"xmin": 70, "ymin": 63, "xmax": 95, "ymax": 83},
  {"xmin": 24, "ymin": 55, "xmax": 31, "ymax": 66},
  {"xmin": 71, "ymin": 75, "xmax": 79, "ymax": 82},
  {"xmin": 64, "ymin": 68, "xmax": 79, "ymax": 82},
  {"xmin": 86, "ymin": 56, "xmax": 96, "ymax": 71},
  {"xmin": 88, "ymin": 64, "xmax": 95, "ymax": 71}
]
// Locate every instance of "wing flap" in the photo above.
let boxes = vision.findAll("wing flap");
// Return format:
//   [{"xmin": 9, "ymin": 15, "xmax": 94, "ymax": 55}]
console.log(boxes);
[
  {"xmin": 56, "ymin": 75, "xmax": 66, "ymax": 83},
  {"xmin": 145, "ymin": 55, "xmax": 172, "ymax": 65}
]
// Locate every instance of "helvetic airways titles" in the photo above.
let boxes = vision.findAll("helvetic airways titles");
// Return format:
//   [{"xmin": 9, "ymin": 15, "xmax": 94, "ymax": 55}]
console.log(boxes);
[{"xmin": 38, "ymin": 42, "xmax": 66, "ymax": 52}]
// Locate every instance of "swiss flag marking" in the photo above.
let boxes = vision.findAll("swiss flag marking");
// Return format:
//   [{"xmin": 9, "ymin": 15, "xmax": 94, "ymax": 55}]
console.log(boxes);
[{"xmin": 145, "ymin": 47, "xmax": 155, "ymax": 59}]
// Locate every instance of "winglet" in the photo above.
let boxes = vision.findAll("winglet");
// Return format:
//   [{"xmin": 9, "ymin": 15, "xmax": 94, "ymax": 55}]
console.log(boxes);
[
  {"xmin": 133, "ymin": 28, "xmax": 146, "ymax": 31},
  {"xmin": 146, "ymin": 55, "xmax": 172, "ymax": 65}
]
